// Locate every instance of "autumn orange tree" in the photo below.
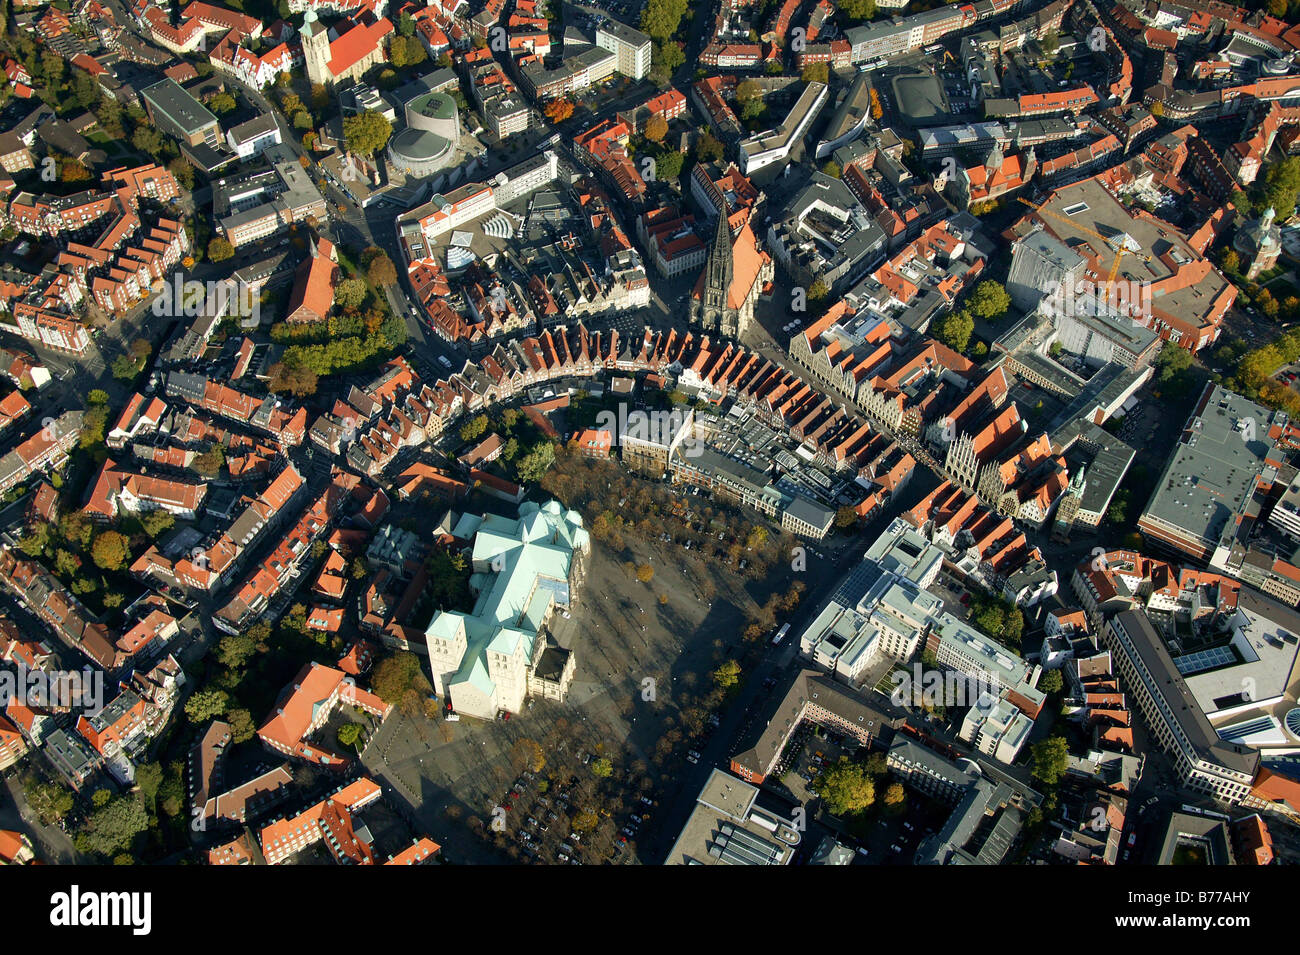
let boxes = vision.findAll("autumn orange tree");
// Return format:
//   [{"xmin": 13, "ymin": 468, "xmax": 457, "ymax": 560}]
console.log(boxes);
[
  {"xmin": 644, "ymin": 114, "xmax": 668, "ymax": 142},
  {"xmin": 544, "ymin": 98, "xmax": 575, "ymax": 123}
]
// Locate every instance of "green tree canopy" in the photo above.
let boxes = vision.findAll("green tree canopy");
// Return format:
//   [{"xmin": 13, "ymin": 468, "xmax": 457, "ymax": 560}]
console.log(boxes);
[
  {"xmin": 334, "ymin": 278, "xmax": 368, "ymax": 309},
  {"xmin": 184, "ymin": 689, "xmax": 230, "ymax": 724},
  {"xmin": 343, "ymin": 110, "xmax": 393, "ymax": 156},
  {"xmin": 934, "ymin": 308, "xmax": 974, "ymax": 353},
  {"xmin": 91, "ymin": 530, "xmax": 130, "ymax": 571},
  {"xmin": 816, "ymin": 757, "xmax": 875, "ymax": 815},
  {"xmin": 967, "ymin": 280, "xmax": 1011, "ymax": 321},
  {"xmin": 1031, "ymin": 736, "xmax": 1070, "ymax": 787},
  {"xmin": 81, "ymin": 796, "xmax": 150, "ymax": 857}
]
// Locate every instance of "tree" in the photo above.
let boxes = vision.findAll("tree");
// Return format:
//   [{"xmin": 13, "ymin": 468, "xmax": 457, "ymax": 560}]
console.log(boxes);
[
  {"xmin": 883, "ymin": 781, "xmax": 906, "ymax": 807},
  {"xmin": 651, "ymin": 40, "xmax": 685, "ymax": 84},
  {"xmin": 544, "ymin": 98, "xmax": 575, "ymax": 123},
  {"xmin": 227, "ymin": 708, "xmax": 256, "ymax": 743},
  {"xmin": 19, "ymin": 522, "xmax": 50, "ymax": 557},
  {"xmin": 371, "ymin": 651, "xmax": 434, "ymax": 714},
  {"xmin": 185, "ymin": 689, "xmax": 230, "ymax": 724},
  {"xmin": 91, "ymin": 530, "xmax": 129, "ymax": 571},
  {"xmin": 840, "ymin": 0, "xmax": 876, "ymax": 20},
  {"xmin": 217, "ymin": 630, "xmax": 261, "ymax": 670},
  {"xmin": 459, "ymin": 413, "xmax": 490, "ymax": 443},
  {"xmin": 61, "ymin": 160, "xmax": 91, "ymax": 182},
  {"xmin": 268, "ymin": 361, "xmax": 318, "ymax": 397},
  {"xmin": 135, "ymin": 762, "xmax": 164, "ymax": 811},
  {"xmin": 1031, "ymin": 736, "xmax": 1070, "ymax": 787},
  {"xmin": 1260, "ymin": 156, "xmax": 1300, "ymax": 221},
  {"xmin": 1038, "ymin": 669, "xmax": 1064, "ymax": 695},
  {"xmin": 591, "ymin": 757, "xmax": 613, "ymax": 778},
  {"xmin": 635, "ymin": 563, "xmax": 654, "ymax": 583},
  {"xmin": 140, "ymin": 510, "xmax": 174, "ymax": 538},
  {"xmin": 1220, "ymin": 249, "xmax": 1241, "ymax": 274},
  {"xmin": 934, "ymin": 308, "xmax": 974, "ymax": 353},
  {"xmin": 816, "ymin": 757, "xmax": 875, "ymax": 815},
  {"xmin": 644, "ymin": 114, "xmax": 669, "ymax": 143},
  {"xmin": 25, "ymin": 779, "xmax": 73, "ymax": 824},
  {"xmin": 192, "ymin": 443, "xmax": 225, "ymax": 478},
  {"xmin": 337, "ymin": 722, "xmax": 363, "ymax": 750},
  {"xmin": 110, "ymin": 354, "xmax": 140, "ymax": 381},
  {"xmin": 652, "ymin": 149, "xmax": 684, "ymax": 180},
  {"xmin": 712, "ymin": 659, "xmax": 741, "ymax": 690},
  {"xmin": 736, "ymin": 79, "xmax": 763, "ymax": 108},
  {"xmin": 131, "ymin": 125, "xmax": 163, "ymax": 157},
  {"xmin": 515, "ymin": 442, "xmax": 555, "ymax": 482},
  {"xmin": 834, "ymin": 505, "xmax": 858, "ymax": 529},
  {"xmin": 81, "ymin": 797, "xmax": 149, "ymax": 856},
  {"xmin": 967, "ymin": 280, "xmax": 1011, "ymax": 321},
  {"xmin": 1154, "ymin": 341, "xmax": 1194, "ymax": 394},
  {"xmin": 801, "ymin": 62, "xmax": 829, "ymax": 84},
  {"xmin": 207, "ymin": 237, "xmax": 235, "ymax": 262},
  {"xmin": 512, "ymin": 738, "xmax": 546, "ymax": 773},
  {"xmin": 807, "ymin": 276, "xmax": 830, "ymax": 304},
  {"xmin": 342, "ymin": 110, "xmax": 393, "ymax": 156},
  {"xmin": 334, "ymin": 278, "xmax": 368, "ymax": 310},
  {"xmin": 696, "ymin": 131, "xmax": 724, "ymax": 162},
  {"xmin": 821, "ymin": 161, "xmax": 842, "ymax": 179},
  {"xmin": 366, "ymin": 252, "xmax": 397, "ymax": 286},
  {"xmin": 207, "ymin": 91, "xmax": 237, "ymax": 115}
]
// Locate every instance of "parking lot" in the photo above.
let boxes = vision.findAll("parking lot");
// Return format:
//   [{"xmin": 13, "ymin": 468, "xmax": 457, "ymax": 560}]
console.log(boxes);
[{"xmin": 925, "ymin": 571, "xmax": 973, "ymax": 620}]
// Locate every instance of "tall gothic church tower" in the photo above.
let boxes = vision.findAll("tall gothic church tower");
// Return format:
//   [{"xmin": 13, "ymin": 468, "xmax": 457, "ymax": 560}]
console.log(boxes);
[
  {"xmin": 300, "ymin": 9, "xmax": 333, "ymax": 86},
  {"xmin": 692, "ymin": 213, "xmax": 734, "ymax": 334}
]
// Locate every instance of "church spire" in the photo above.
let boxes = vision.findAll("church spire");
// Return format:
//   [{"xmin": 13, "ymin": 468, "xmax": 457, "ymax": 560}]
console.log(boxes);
[{"xmin": 704, "ymin": 210, "xmax": 734, "ymax": 313}]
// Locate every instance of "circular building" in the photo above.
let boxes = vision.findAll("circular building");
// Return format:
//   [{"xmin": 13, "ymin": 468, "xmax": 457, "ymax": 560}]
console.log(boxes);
[
  {"xmin": 387, "ymin": 127, "xmax": 457, "ymax": 178},
  {"xmin": 405, "ymin": 91, "xmax": 460, "ymax": 143},
  {"xmin": 389, "ymin": 91, "xmax": 459, "ymax": 178}
]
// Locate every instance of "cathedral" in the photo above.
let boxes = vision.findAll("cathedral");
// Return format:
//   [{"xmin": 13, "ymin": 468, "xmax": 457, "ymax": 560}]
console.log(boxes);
[{"xmin": 688, "ymin": 211, "xmax": 772, "ymax": 339}]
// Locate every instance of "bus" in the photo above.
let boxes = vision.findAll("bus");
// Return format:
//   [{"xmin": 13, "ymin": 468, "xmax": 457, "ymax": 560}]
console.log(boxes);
[
  {"xmin": 772, "ymin": 623, "xmax": 791, "ymax": 646},
  {"xmin": 923, "ymin": 43, "xmax": 944, "ymax": 55}
]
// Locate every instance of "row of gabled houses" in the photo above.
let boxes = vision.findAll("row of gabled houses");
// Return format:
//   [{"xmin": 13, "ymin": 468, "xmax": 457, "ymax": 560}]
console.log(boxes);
[
  {"xmin": 904, "ymin": 479, "xmax": 1059, "ymax": 606},
  {"xmin": 308, "ymin": 326, "xmax": 919, "ymax": 512}
]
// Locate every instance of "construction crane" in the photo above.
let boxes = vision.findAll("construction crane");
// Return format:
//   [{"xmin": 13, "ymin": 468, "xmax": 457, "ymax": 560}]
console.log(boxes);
[{"xmin": 1018, "ymin": 196, "xmax": 1152, "ymax": 294}]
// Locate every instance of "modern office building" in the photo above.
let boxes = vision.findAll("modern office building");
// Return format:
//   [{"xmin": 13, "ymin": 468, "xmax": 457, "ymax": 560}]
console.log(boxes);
[
  {"xmin": 738, "ymin": 81, "xmax": 828, "ymax": 174},
  {"xmin": 1102, "ymin": 610, "xmax": 1258, "ymax": 804},
  {"xmin": 141, "ymin": 78, "xmax": 220, "ymax": 148},
  {"xmin": 595, "ymin": 21, "xmax": 651, "ymax": 79},
  {"xmin": 1137, "ymin": 383, "xmax": 1288, "ymax": 567},
  {"xmin": 665, "ymin": 768, "xmax": 801, "ymax": 865}
]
